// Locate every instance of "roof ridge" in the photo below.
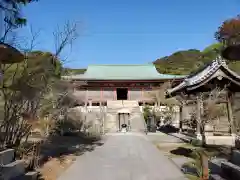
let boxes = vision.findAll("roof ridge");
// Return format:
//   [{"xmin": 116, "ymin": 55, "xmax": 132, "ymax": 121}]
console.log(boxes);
[{"xmin": 88, "ymin": 64, "xmax": 154, "ymax": 66}]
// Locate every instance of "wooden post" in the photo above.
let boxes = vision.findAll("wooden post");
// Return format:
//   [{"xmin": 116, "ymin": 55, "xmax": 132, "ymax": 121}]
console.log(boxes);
[
  {"xmin": 73, "ymin": 82, "xmax": 76, "ymax": 92},
  {"xmin": 84, "ymin": 89, "xmax": 88, "ymax": 125},
  {"xmin": 85, "ymin": 89, "xmax": 88, "ymax": 107},
  {"xmin": 128, "ymin": 113, "xmax": 131, "ymax": 131},
  {"xmin": 100, "ymin": 101, "xmax": 104, "ymax": 134},
  {"xmin": 128, "ymin": 88, "xmax": 131, "ymax": 100},
  {"xmin": 100, "ymin": 88, "xmax": 103, "ymax": 102},
  {"xmin": 114, "ymin": 88, "xmax": 117, "ymax": 100},
  {"xmin": 227, "ymin": 92, "xmax": 236, "ymax": 135},
  {"xmin": 196, "ymin": 95, "xmax": 202, "ymax": 140},
  {"xmin": 89, "ymin": 100, "xmax": 92, "ymax": 107},
  {"xmin": 201, "ymin": 151, "xmax": 209, "ymax": 180},
  {"xmin": 179, "ymin": 106, "xmax": 183, "ymax": 133}
]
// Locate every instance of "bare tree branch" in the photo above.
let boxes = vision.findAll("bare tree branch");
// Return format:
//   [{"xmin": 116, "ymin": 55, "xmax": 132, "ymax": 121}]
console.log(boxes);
[{"xmin": 0, "ymin": 21, "xmax": 79, "ymax": 148}]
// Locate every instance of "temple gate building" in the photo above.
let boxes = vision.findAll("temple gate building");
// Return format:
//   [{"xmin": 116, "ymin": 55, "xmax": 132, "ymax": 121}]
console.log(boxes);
[
  {"xmin": 62, "ymin": 64, "xmax": 183, "ymax": 132},
  {"xmin": 166, "ymin": 57, "xmax": 240, "ymax": 146}
]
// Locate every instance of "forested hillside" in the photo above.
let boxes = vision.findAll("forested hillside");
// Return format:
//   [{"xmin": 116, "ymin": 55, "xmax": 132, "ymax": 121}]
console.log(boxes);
[
  {"xmin": 65, "ymin": 43, "xmax": 240, "ymax": 76},
  {"xmin": 154, "ymin": 44, "xmax": 240, "ymax": 75}
]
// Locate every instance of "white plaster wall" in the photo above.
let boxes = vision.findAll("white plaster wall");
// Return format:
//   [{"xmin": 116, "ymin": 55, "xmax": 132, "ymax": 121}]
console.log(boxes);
[
  {"xmin": 73, "ymin": 89, "xmax": 155, "ymax": 102},
  {"xmin": 205, "ymin": 136, "xmax": 235, "ymax": 146},
  {"xmin": 73, "ymin": 89, "xmax": 115, "ymax": 101},
  {"xmin": 73, "ymin": 91, "xmax": 86, "ymax": 100},
  {"xmin": 142, "ymin": 90, "xmax": 155, "ymax": 101},
  {"xmin": 72, "ymin": 90, "xmax": 101, "ymax": 101},
  {"xmin": 76, "ymin": 106, "xmax": 107, "ymax": 113},
  {"xmin": 87, "ymin": 90, "xmax": 101, "ymax": 100},
  {"xmin": 127, "ymin": 89, "xmax": 155, "ymax": 101},
  {"xmin": 102, "ymin": 89, "xmax": 115, "ymax": 100},
  {"xmin": 129, "ymin": 89, "xmax": 142, "ymax": 100}
]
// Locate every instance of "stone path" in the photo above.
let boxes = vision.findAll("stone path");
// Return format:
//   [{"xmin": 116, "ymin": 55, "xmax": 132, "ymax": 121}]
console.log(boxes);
[{"xmin": 58, "ymin": 133, "xmax": 187, "ymax": 180}]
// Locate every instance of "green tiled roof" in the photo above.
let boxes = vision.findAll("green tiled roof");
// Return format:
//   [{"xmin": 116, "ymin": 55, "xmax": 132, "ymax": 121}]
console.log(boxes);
[{"xmin": 63, "ymin": 64, "xmax": 185, "ymax": 80}]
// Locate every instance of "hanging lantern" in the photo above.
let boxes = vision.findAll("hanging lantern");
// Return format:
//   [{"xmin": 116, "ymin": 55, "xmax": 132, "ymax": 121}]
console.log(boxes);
[{"xmin": 0, "ymin": 43, "xmax": 24, "ymax": 64}]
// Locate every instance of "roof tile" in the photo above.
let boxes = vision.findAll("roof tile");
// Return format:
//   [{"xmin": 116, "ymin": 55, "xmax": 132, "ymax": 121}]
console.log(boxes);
[{"xmin": 64, "ymin": 64, "xmax": 184, "ymax": 80}]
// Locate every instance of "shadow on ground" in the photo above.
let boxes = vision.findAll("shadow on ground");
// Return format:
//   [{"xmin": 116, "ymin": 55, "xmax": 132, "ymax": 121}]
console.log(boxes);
[
  {"xmin": 170, "ymin": 147, "xmax": 200, "ymax": 177},
  {"xmin": 170, "ymin": 147, "xmax": 194, "ymax": 157},
  {"xmin": 158, "ymin": 125, "xmax": 179, "ymax": 134},
  {"xmin": 43, "ymin": 133, "xmax": 103, "ymax": 163},
  {"xmin": 170, "ymin": 145, "xmax": 230, "ymax": 158},
  {"xmin": 20, "ymin": 132, "xmax": 104, "ymax": 172}
]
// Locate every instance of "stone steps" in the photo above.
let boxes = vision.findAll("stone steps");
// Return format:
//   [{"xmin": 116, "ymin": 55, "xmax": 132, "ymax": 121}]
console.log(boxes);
[
  {"xmin": 107, "ymin": 100, "xmax": 123, "ymax": 108},
  {"xmin": 209, "ymin": 150, "xmax": 240, "ymax": 180},
  {"xmin": 11, "ymin": 171, "xmax": 39, "ymax": 180},
  {"xmin": 128, "ymin": 106, "xmax": 146, "ymax": 132},
  {"xmin": 231, "ymin": 150, "xmax": 240, "ymax": 166},
  {"xmin": 209, "ymin": 158, "xmax": 228, "ymax": 175},
  {"xmin": 221, "ymin": 161, "xmax": 240, "ymax": 179},
  {"xmin": 209, "ymin": 174, "xmax": 228, "ymax": 180},
  {"xmin": 106, "ymin": 100, "xmax": 146, "ymax": 133},
  {"xmin": 0, "ymin": 149, "xmax": 38, "ymax": 180},
  {"xmin": 1, "ymin": 160, "xmax": 25, "ymax": 180},
  {"xmin": 130, "ymin": 114, "xmax": 146, "ymax": 130},
  {"xmin": 0, "ymin": 149, "xmax": 15, "ymax": 165},
  {"xmin": 122, "ymin": 100, "xmax": 139, "ymax": 107}
]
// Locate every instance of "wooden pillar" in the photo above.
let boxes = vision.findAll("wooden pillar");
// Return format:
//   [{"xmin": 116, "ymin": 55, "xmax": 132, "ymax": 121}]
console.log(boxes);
[
  {"xmin": 196, "ymin": 95, "xmax": 202, "ymax": 140},
  {"xmin": 85, "ymin": 89, "xmax": 88, "ymax": 107},
  {"xmin": 89, "ymin": 100, "xmax": 92, "ymax": 107},
  {"xmin": 128, "ymin": 113, "xmax": 131, "ymax": 131},
  {"xmin": 128, "ymin": 88, "xmax": 131, "ymax": 100},
  {"xmin": 84, "ymin": 89, "xmax": 88, "ymax": 123},
  {"xmin": 179, "ymin": 106, "xmax": 183, "ymax": 133},
  {"xmin": 100, "ymin": 88, "xmax": 103, "ymax": 102},
  {"xmin": 114, "ymin": 88, "xmax": 117, "ymax": 100},
  {"xmin": 73, "ymin": 82, "xmax": 76, "ymax": 92},
  {"xmin": 201, "ymin": 151, "xmax": 209, "ymax": 180},
  {"xmin": 227, "ymin": 92, "xmax": 236, "ymax": 135}
]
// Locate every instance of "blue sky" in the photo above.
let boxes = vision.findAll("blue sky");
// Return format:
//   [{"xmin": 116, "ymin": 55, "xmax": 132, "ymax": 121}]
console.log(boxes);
[{"xmin": 19, "ymin": 0, "xmax": 240, "ymax": 68}]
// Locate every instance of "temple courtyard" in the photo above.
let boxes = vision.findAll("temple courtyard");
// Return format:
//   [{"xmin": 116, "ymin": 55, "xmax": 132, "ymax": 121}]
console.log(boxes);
[{"xmin": 57, "ymin": 132, "xmax": 188, "ymax": 180}]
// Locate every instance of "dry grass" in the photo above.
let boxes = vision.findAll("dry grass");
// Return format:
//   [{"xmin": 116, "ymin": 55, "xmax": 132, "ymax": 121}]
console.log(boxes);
[
  {"xmin": 20, "ymin": 133, "xmax": 103, "ymax": 180},
  {"xmin": 38, "ymin": 155, "xmax": 76, "ymax": 180},
  {"xmin": 155, "ymin": 142, "xmax": 228, "ymax": 180}
]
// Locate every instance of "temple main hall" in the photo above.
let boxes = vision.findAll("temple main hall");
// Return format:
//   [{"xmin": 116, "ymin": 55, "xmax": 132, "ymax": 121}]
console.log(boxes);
[{"xmin": 62, "ymin": 64, "xmax": 183, "ymax": 132}]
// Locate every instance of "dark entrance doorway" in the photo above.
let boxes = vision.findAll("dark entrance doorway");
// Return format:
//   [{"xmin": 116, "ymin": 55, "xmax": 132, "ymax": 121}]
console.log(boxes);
[{"xmin": 117, "ymin": 88, "xmax": 128, "ymax": 100}]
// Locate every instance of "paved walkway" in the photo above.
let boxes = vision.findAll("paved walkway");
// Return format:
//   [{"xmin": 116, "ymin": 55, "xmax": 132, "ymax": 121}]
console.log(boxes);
[{"xmin": 58, "ymin": 133, "xmax": 187, "ymax": 180}]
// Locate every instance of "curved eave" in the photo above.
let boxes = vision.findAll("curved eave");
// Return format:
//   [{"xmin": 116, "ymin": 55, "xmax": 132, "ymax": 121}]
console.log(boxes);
[
  {"xmin": 222, "ymin": 65, "xmax": 240, "ymax": 81},
  {"xmin": 62, "ymin": 75, "xmax": 185, "ymax": 81},
  {"xmin": 166, "ymin": 81, "xmax": 187, "ymax": 98},
  {"xmin": 166, "ymin": 65, "xmax": 240, "ymax": 98}
]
